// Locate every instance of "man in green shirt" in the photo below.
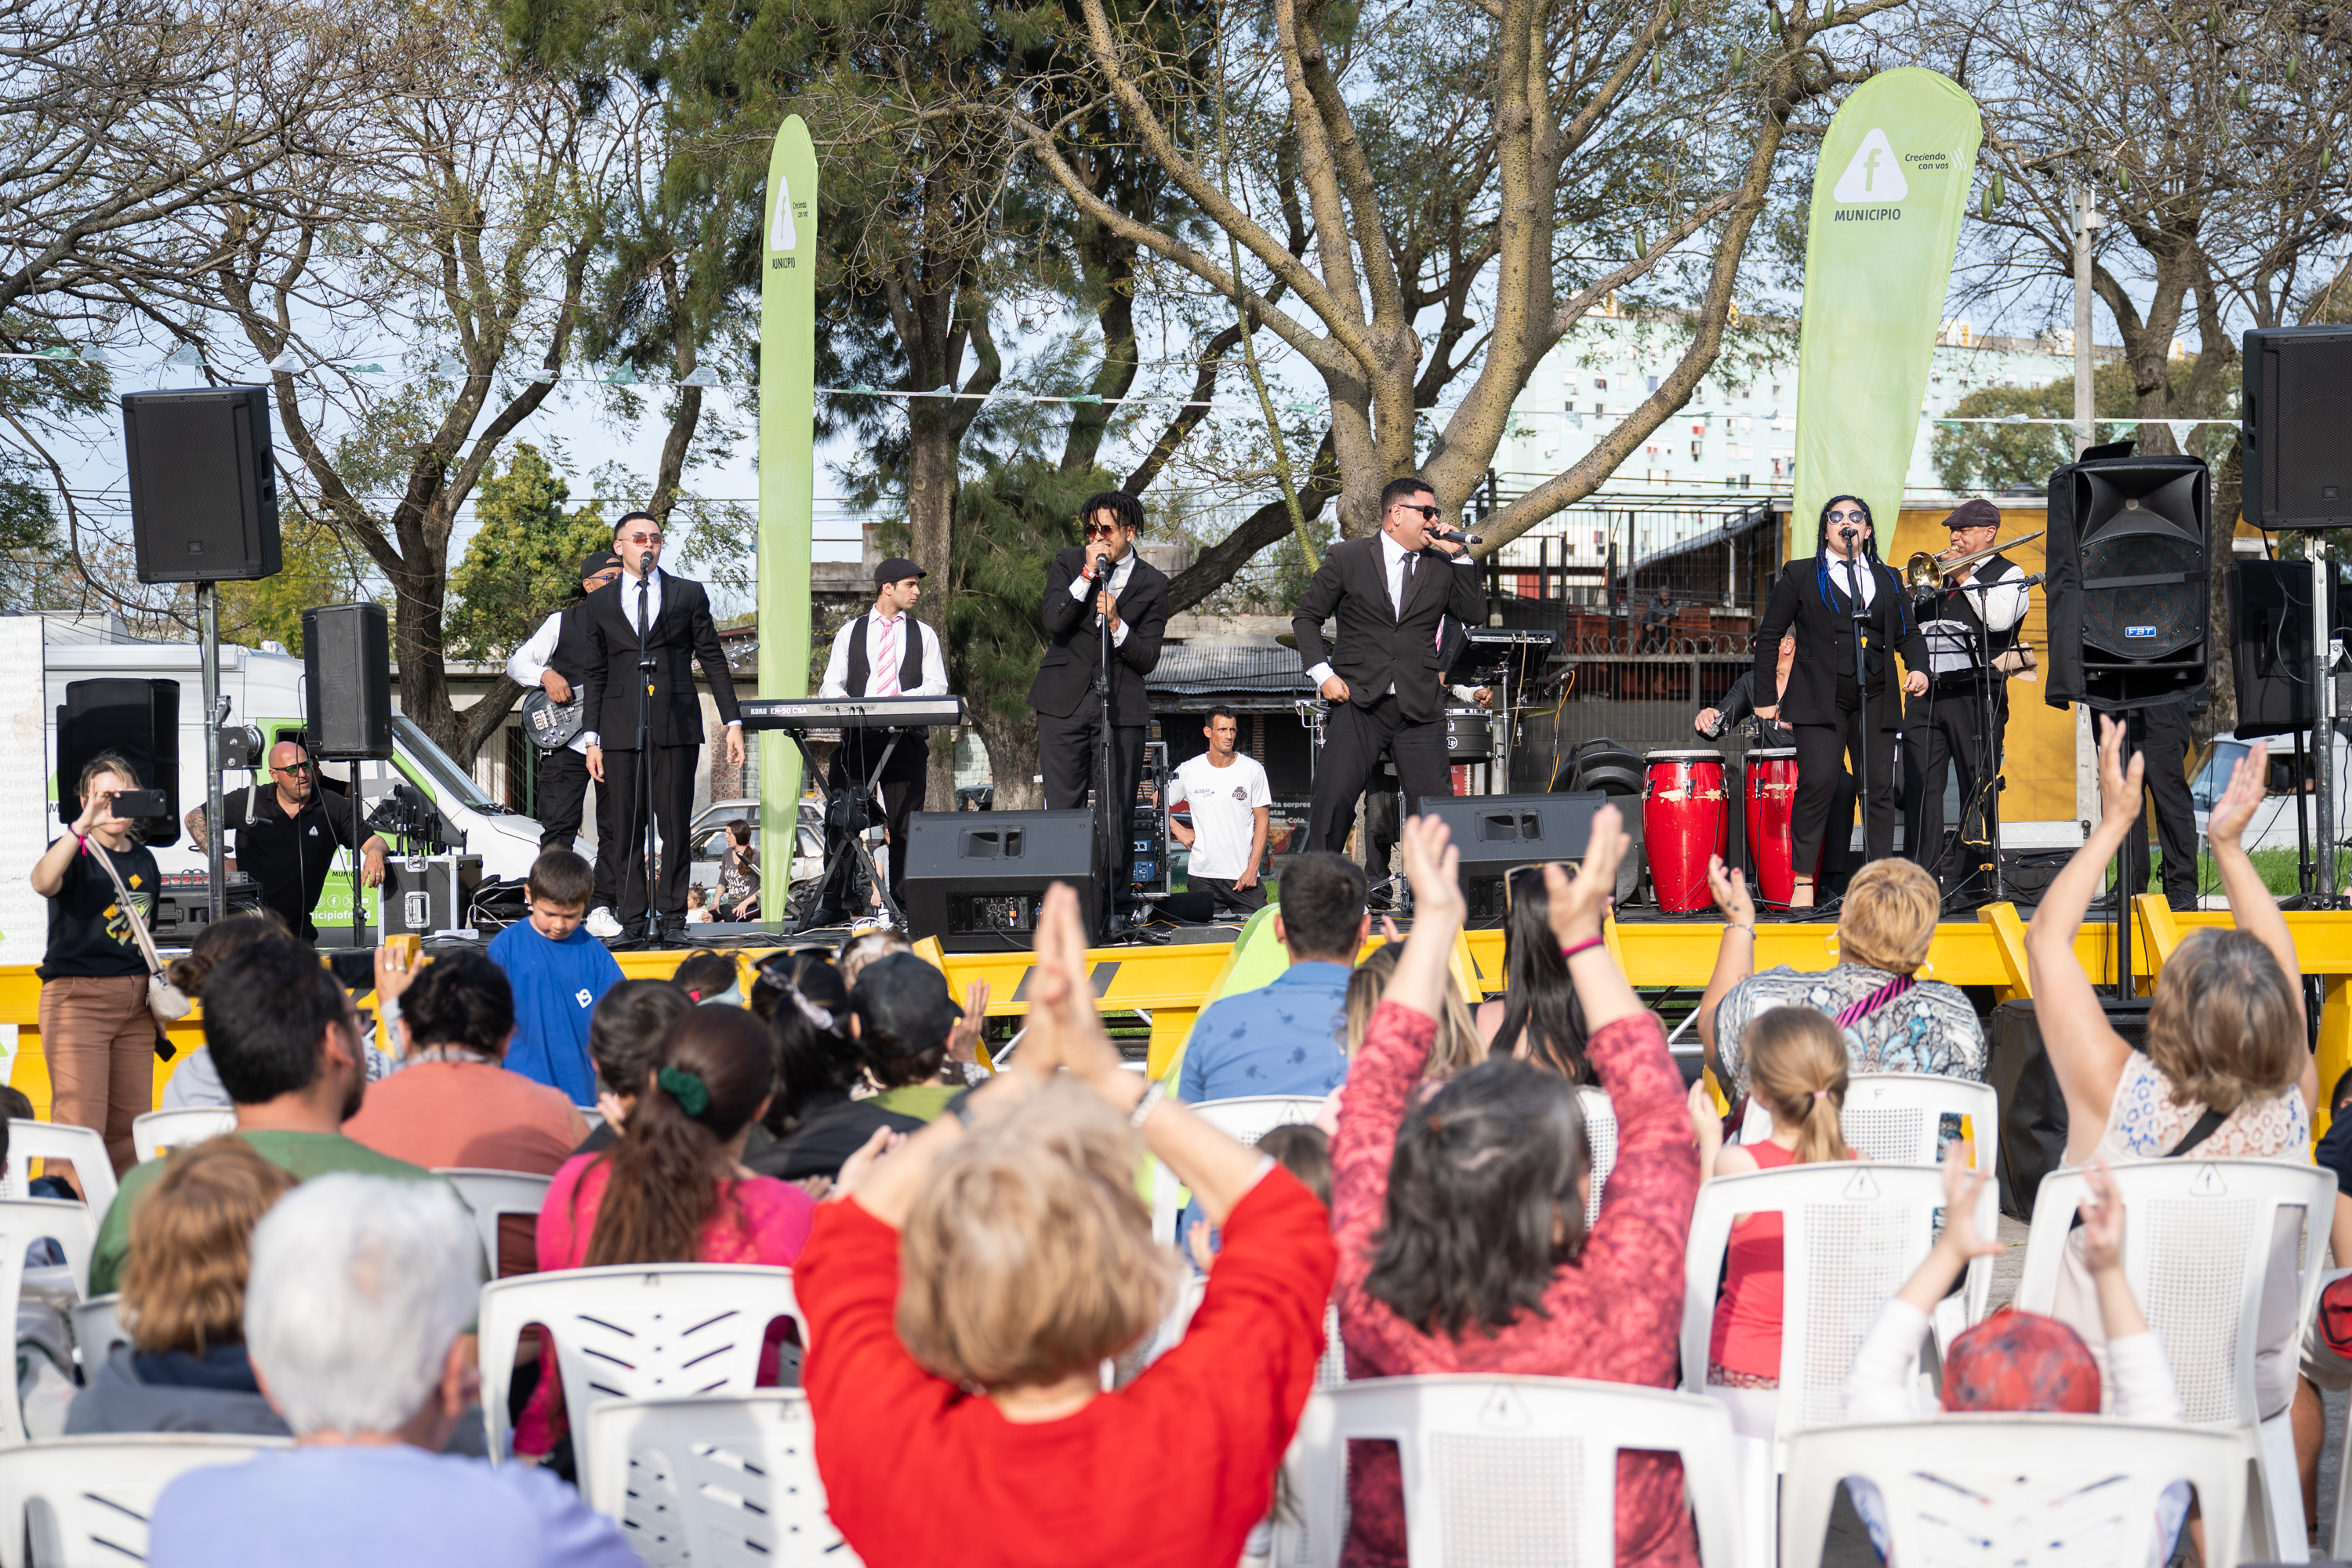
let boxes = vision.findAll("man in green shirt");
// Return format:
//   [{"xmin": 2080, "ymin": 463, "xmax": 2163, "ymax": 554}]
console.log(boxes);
[
  {"xmin": 848, "ymin": 952, "xmax": 967, "ymax": 1123},
  {"xmin": 93, "ymin": 939, "xmax": 452, "ymax": 1295}
]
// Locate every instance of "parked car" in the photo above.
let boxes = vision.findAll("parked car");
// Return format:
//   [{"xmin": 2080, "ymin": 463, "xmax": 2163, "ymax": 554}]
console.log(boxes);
[{"xmin": 686, "ymin": 797, "xmax": 824, "ymax": 918}]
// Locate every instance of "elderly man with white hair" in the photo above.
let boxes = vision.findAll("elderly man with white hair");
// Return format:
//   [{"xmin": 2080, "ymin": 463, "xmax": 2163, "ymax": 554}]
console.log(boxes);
[{"xmin": 147, "ymin": 1174, "xmax": 635, "ymax": 1567}]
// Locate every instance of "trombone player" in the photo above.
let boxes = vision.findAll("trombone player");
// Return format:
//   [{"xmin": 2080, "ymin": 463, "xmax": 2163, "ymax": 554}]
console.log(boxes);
[{"xmin": 1903, "ymin": 499, "xmax": 2031, "ymax": 893}]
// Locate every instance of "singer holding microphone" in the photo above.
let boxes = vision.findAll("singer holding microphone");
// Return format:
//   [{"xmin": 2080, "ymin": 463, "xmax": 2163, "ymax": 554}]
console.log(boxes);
[
  {"xmin": 1753, "ymin": 495, "xmax": 1929, "ymax": 907},
  {"xmin": 1294, "ymin": 476, "xmax": 1486, "ymax": 855}
]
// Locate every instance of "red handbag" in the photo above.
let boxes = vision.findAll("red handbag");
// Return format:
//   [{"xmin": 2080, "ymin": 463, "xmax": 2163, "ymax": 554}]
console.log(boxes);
[{"xmin": 2319, "ymin": 1272, "xmax": 2352, "ymax": 1359}]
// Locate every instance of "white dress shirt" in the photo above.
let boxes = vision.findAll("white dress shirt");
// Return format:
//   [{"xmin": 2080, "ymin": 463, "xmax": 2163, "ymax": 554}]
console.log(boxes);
[
  {"xmin": 1306, "ymin": 532, "xmax": 1475, "ymax": 694},
  {"xmin": 1919, "ymin": 559, "xmax": 2031, "ymax": 674},
  {"xmin": 818, "ymin": 609, "xmax": 949, "ymax": 699},
  {"xmin": 1820, "ymin": 549, "xmax": 1876, "ymax": 608},
  {"xmin": 505, "ymin": 611, "xmax": 589, "ymax": 757},
  {"xmin": 1068, "ymin": 548, "xmax": 1136, "ymax": 647}
]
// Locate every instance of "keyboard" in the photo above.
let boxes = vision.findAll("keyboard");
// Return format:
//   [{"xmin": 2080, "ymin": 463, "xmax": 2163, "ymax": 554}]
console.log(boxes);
[{"xmin": 739, "ymin": 696, "xmax": 965, "ymax": 731}]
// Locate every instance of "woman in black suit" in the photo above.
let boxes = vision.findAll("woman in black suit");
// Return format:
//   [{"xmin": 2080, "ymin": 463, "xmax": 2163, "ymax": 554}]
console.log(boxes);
[{"xmin": 1752, "ymin": 495, "xmax": 1929, "ymax": 906}]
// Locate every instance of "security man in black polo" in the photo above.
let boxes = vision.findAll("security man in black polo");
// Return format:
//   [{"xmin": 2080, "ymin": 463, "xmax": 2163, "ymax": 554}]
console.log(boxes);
[{"xmin": 185, "ymin": 739, "xmax": 389, "ymax": 942}]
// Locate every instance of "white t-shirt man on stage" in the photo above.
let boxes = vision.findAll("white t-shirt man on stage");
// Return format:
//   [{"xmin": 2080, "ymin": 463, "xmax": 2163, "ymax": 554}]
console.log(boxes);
[{"xmin": 1170, "ymin": 708, "xmax": 1273, "ymax": 920}]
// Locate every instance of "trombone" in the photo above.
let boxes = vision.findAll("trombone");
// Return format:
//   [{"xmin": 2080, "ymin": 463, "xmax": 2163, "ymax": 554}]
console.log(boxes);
[{"xmin": 1904, "ymin": 530, "xmax": 2043, "ymax": 598}]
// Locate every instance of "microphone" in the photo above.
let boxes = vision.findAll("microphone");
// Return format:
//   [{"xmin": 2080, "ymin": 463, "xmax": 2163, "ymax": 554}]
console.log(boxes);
[
  {"xmin": 1433, "ymin": 528, "xmax": 1483, "ymax": 546},
  {"xmin": 1840, "ymin": 526, "xmax": 1859, "ymax": 543}
]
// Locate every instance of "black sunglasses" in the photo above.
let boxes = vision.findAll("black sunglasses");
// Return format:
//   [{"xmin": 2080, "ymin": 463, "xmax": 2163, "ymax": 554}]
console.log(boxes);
[
  {"xmin": 1394, "ymin": 503, "xmax": 1441, "ymax": 521},
  {"xmin": 273, "ymin": 760, "xmax": 315, "ymax": 775}
]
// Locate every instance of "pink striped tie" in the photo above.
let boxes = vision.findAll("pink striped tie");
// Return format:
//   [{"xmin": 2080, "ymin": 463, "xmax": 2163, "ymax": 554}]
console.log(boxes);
[{"xmin": 875, "ymin": 617, "xmax": 900, "ymax": 696}]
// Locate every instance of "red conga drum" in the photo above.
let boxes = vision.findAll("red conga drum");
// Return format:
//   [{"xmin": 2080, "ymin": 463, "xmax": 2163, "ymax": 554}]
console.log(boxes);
[
  {"xmin": 1642, "ymin": 749, "xmax": 1727, "ymax": 913},
  {"xmin": 1745, "ymin": 746, "xmax": 1800, "ymax": 909}
]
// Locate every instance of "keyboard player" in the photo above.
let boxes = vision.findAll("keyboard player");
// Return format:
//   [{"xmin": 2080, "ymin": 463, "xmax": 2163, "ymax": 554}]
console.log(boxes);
[{"xmin": 812, "ymin": 557, "xmax": 950, "ymax": 924}]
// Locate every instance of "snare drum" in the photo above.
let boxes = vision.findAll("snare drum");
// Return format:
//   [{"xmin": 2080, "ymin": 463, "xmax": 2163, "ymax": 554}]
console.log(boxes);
[
  {"xmin": 1744, "ymin": 747, "xmax": 1799, "ymax": 909},
  {"xmin": 1641, "ymin": 749, "xmax": 1727, "ymax": 913},
  {"xmin": 1443, "ymin": 708, "xmax": 1493, "ymax": 760}
]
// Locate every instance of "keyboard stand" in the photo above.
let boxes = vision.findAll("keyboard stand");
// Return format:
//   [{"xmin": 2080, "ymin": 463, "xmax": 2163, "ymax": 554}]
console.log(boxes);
[{"xmin": 779, "ymin": 724, "xmax": 909, "ymax": 932}]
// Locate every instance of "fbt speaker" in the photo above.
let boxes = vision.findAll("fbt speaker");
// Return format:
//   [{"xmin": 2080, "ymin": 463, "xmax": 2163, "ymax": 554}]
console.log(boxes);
[
  {"xmin": 899, "ymin": 809, "xmax": 1102, "ymax": 950},
  {"xmin": 120, "ymin": 387, "xmax": 282, "ymax": 584},
  {"xmin": 2227, "ymin": 558, "xmax": 2347, "ymax": 739},
  {"xmin": 302, "ymin": 603, "xmax": 393, "ymax": 760},
  {"xmin": 2242, "ymin": 325, "xmax": 2352, "ymax": 531},
  {"xmin": 2043, "ymin": 450, "xmax": 2209, "ymax": 711},
  {"xmin": 58, "ymin": 677, "xmax": 180, "ymax": 847},
  {"xmin": 1417, "ymin": 792, "xmax": 1639, "ymax": 928}
]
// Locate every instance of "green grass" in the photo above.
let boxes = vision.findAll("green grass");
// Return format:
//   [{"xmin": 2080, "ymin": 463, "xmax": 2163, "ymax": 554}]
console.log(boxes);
[{"xmin": 2105, "ymin": 848, "xmax": 2303, "ymax": 899}]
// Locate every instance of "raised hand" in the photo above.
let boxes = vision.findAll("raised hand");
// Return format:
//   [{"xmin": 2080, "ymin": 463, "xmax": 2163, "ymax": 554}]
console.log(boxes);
[
  {"xmin": 2095, "ymin": 715, "xmax": 2146, "ymax": 831},
  {"xmin": 1935, "ymin": 1142, "xmax": 2005, "ymax": 1265},
  {"xmin": 2078, "ymin": 1156, "xmax": 2129, "ymax": 1276},
  {"xmin": 1543, "ymin": 803, "xmax": 1628, "ymax": 945},
  {"xmin": 2205, "ymin": 738, "xmax": 2270, "ymax": 854},
  {"xmin": 1018, "ymin": 881, "xmax": 1121, "ymax": 1085},
  {"xmin": 1398, "ymin": 814, "xmax": 1463, "ymax": 927},
  {"xmin": 1706, "ymin": 854, "xmax": 1755, "ymax": 926}
]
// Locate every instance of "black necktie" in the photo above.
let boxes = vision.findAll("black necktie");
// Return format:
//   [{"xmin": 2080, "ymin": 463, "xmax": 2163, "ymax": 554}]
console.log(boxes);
[
  {"xmin": 637, "ymin": 578, "xmax": 650, "ymax": 650},
  {"xmin": 1399, "ymin": 550, "xmax": 1418, "ymax": 613}
]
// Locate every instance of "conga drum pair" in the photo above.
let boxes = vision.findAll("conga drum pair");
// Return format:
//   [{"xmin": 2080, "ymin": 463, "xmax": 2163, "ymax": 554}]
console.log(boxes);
[
  {"xmin": 1745, "ymin": 747, "xmax": 1802, "ymax": 909},
  {"xmin": 1642, "ymin": 750, "xmax": 1729, "ymax": 913}
]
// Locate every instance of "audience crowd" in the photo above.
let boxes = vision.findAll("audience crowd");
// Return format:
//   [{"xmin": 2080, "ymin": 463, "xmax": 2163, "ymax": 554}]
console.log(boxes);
[{"xmin": 13, "ymin": 716, "xmax": 2350, "ymax": 1563}]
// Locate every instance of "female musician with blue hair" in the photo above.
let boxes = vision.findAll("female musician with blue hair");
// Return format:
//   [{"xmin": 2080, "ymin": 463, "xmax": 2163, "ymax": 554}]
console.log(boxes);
[{"xmin": 1751, "ymin": 495, "xmax": 1930, "ymax": 908}]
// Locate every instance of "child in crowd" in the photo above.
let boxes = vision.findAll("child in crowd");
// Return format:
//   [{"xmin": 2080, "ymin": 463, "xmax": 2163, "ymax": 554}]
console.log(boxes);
[
  {"xmin": 574, "ymin": 979, "xmax": 692, "ymax": 1155},
  {"xmin": 672, "ymin": 949, "xmax": 742, "ymax": 1006},
  {"xmin": 1186, "ymin": 1123, "xmax": 1332, "ymax": 1272},
  {"xmin": 1345, "ymin": 942, "xmax": 1483, "ymax": 1079},
  {"xmin": 1841, "ymin": 1150, "xmax": 2186, "ymax": 1567},
  {"xmin": 684, "ymin": 886, "xmax": 712, "ymax": 923},
  {"xmin": 1691, "ymin": 1004, "xmax": 1857, "ymax": 1439},
  {"xmin": 849, "ymin": 953, "xmax": 965, "ymax": 1122},
  {"xmin": 838, "ymin": 927, "xmax": 912, "ymax": 990},
  {"xmin": 486, "ymin": 849, "xmax": 623, "ymax": 1104}
]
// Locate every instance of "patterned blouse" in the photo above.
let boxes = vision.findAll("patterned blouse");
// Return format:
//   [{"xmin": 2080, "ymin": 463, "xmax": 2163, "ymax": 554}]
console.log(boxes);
[
  {"xmin": 1332, "ymin": 1002, "xmax": 1700, "ymax": 1568},
  {"xmin": 1713, "ymin": 964, "xmax": 1984, "ymax": 1101},
  {"xmin": 2096, "ymin": 1051, "xmax": 2310, "ymax": 1162}
]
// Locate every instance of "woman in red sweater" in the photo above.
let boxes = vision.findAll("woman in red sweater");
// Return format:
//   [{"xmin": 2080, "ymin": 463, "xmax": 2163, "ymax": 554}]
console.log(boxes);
[
  {"xmin": 1334, "ymin": 808, "xmax": 1700, "ymax": 1567},
  {"xmin": 796, "ymin": 883, "xmax": 1337, "ymax": 1568}
]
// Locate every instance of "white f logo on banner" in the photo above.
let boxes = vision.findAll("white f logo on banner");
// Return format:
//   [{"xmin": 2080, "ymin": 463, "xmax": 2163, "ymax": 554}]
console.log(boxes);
[
  {"xmin": 770, "ymin": 172, "xmax": 797, "ymax": 252},
  {"xmin": 1833, "ymin": 129, "xmax": 1909, "ymax": 203}
]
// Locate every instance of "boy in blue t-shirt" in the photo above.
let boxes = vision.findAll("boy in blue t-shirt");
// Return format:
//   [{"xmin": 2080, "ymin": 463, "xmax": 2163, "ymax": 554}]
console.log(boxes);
[{"xmin": 487, "ymin": 849, "xmax": 624, "ymax": 1104}]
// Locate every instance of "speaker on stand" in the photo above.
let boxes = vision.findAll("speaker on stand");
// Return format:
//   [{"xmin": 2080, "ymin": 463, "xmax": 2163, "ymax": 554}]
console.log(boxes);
[
  {"xmin": 122, "ymin": 385, "xmax": 285, "ymax": 923},
  {"xmin": 2243, "ymin": 325, "xmax": 2352, "ymax": 903},
  {"xmin": 302, "ymin": 603, "xmax": 395, "ymax": 946}
]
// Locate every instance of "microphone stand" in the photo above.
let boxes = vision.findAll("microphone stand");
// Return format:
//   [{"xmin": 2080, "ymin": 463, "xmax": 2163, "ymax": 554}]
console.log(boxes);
[
  {"xmin": 1842, "ymin": 533, "xmax": 1875, "ymax": 876},
  {"xmin": 633, "ymin": 594, "xmax": 662, "ymax": 946},
  {"xmin": 1087, "ymin": 550, "xmax": 1120, "ymax": 945}
]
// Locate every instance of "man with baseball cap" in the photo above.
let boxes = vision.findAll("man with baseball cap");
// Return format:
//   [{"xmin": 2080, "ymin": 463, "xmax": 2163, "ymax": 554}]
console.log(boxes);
[
  {"xmin": 813, "ymin": 557, "xmax": 950, "ymax": 926},
  {"xmin": 506, "ymin": 549, "xmax": 627, "ymax": 935},
  {"xmin": 846, "ymin": 950, "xmax": 966, "ymax": 1121}
]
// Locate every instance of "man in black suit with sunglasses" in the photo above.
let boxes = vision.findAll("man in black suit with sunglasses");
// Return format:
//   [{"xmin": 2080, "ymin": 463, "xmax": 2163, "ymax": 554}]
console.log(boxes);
[{"xmin": 1294, "ymin": 475, "xmax": 1486, "ymax": 856}]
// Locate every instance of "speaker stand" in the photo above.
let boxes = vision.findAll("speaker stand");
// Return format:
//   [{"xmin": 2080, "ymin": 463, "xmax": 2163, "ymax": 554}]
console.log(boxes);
[{"xmin": 198, "ymin": 583, "xmax": 227, "ymax": 924}]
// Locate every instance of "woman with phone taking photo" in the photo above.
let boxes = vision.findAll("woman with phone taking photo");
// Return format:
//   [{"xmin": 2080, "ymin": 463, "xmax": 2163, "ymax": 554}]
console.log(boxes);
[{"xmin": 30, "ymin": 753, "xmax": 162, "ymax": 1180}]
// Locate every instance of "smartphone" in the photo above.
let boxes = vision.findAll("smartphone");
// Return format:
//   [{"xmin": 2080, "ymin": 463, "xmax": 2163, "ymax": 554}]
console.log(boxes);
[{"xmin": 107, "ymin": 789, "xmax": 167, "ymax": 819}]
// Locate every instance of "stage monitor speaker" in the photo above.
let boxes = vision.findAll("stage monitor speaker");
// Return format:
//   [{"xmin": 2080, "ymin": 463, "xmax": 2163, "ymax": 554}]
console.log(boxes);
[
  {"xmin": 57, "ymin": 677, "xmax": 180, "ymax": 847},
  {"xmin": 1987, "ymin": 996, "xmax": 2154, "ymax": 1218},
  {"xmin": 120, "ymin": 387, "xmax": 282, "ymax": 584},
  {"xmin": 1417, "ymin": 792, "xmax": 1640, "ymax": 929},
  {"xmin": 2043, "ymin": 452, "xmax": 2209, "ymax": 711},
  {"xmin": 2227, "ymin": 557, "xmax": 2349, "ymax": 739},
  {"xmin": 302, "ymin": 603, "xmax": 393, "ymax": 760},
  {"xmin": 2242, "ymin": 325, "xmax": 2352, "ymax": 531},
  {"xmin": 901, "ymin": 809, "xmax": 1102, "ymax": 951}
]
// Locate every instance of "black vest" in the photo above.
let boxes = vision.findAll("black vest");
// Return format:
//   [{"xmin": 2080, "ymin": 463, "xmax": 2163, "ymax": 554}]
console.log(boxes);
[
  {"xmin": 844, "ymin": 613, "xmax": 925, "ymax": 697},
  {"xmin": 548, "ymin": 599, "xmax": 596, "ymax": 685},
  {"xmin": 1922, "ymin": 554, "xmax": 2021, "ymax": 670}
]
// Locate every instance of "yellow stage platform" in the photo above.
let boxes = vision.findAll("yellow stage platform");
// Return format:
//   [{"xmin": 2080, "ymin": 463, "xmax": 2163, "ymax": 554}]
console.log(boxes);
[{"xmin": 5, "ymin": 897, "xmax": 2344, "ymax": 1138}]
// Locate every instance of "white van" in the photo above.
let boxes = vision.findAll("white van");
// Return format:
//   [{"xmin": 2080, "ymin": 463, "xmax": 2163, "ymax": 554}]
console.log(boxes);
[{"xmin": 30, "ymin": 616, "xmax": 543, "ymax": 935}]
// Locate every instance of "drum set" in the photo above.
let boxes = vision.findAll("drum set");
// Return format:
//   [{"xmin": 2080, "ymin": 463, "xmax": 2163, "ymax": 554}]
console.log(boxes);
[{"xmin": 1640, "ymin": 746, "xmax": 1821, "ymax": 913}]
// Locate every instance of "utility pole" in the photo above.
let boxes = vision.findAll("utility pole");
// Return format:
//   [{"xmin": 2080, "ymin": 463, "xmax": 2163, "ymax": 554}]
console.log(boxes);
[{"xmin": 2073, "ymin": 184, "xmax": 2100, "ymax": 456}]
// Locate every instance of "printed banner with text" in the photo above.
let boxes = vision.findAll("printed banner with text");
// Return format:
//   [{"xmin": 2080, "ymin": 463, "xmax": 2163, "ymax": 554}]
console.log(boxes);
[{"xmin": 758, "ymin": 117, "xmax": 817, "ymax": 882}]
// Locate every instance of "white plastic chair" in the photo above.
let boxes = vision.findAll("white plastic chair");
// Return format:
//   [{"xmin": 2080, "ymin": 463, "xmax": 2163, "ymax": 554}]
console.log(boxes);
[
  {"xmin": 0, "ymin": 1200, "xmax": 98, "ymax": 1305},
  {"xmin": 1577, "ymin": 1087, "xmax": 1616, "ymax": 1230},
  {"xmin": 0, "ymin": 1432, "xmax": 289, "ymax": 1566},
  {"xmin": 2, "ymin": 1123, "xmax": 115, "ymax": 1218},
  {"xmin": 68, "ymin": 1296, "xmax": 125, "ymax": 1369},
  {"xmin": 477, "ymin": 1265, "xmax": 808, "ymax": 1473},
  {"xmin": 130, "ymin": 1109, "xmax": 236, "ymax": 1164},
  {"xmin": 1780, "ymin": 1415, "xmax": 2250, "ymax": 1568},
  {"xmin": 1681, "ymin": 1160, "xmax": 1993, "ymax": 1550},
  {"xmin": 1737, "ymin": 1073, "xmax": 1995, "ymax": 1171},
  {"xmin": 1151, "ymin": 1094, "xmax": 1326, "ymax": 1245},
  {"xmin": 581, "ymin": 1392, "xmax": 858, "ymax": 1568},
  {"xmin": 2013, "ymin": 1158, "xmax": 2332, "ymax": 1559},
  {"xmin": 432, "ymin": 1168, "xmax": 552, "ymax": 1279},
  {"xmin": 1278, "ymin": 1374, "xmax": 1746, "ymax": 1567}
]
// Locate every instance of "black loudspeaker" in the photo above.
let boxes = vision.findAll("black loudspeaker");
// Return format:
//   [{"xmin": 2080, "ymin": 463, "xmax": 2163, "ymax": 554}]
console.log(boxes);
[
  {"xmin": 2242, "ymin": 325, "xmax": 2352, "ymax": 531},
  {"xmin": 1987, "ymin": 996, "xmax": 2154, "ymax": 1218},
  {"xmin": 120, "ymin": 387, "xmax": 282, "ymax": 583},
  {"xmin": 2227, "ymin": 558, "xmax": 2349, "ymax": 739},
  {"xmin": 900, "ymin": 809, "xmax": 1102, "ymax": 950},
  {"xmin": 2044, "ymin": 452, "xmax": 2210, "ymax": 711},
  {"xmin": 1417, "ymin": 792, "xmax": 1641, "ymax": 928},
  {"xmin": 57, "ymin": 678, "xmax": 180, "ymax": 847},
  {"xmin": 302, "ymin": 603, "xmax": 393, "ymax": 760}
]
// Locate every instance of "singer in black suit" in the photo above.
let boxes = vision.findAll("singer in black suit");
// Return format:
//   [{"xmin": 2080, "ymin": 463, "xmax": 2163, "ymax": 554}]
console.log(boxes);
[
  {"xmin": 1028, "ymin": 491, "xmax": 1171, "ymax": 911},
  {"xmin": 1295, "ymin": 476, "xmax": 1486, "ymax": 855},
  {"xmin": 583, "ymin": 510, "xmax": 744, "ymax": 936},
  {"xmin": 1753, "ymin": 494, "xmax": 1930, "ymax": 906}
]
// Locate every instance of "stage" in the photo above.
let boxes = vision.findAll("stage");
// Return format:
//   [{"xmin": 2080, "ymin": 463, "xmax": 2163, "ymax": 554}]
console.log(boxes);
[{"xmin": 3, "ymin": 897, "xmax": 2347, "ymax": 1142}]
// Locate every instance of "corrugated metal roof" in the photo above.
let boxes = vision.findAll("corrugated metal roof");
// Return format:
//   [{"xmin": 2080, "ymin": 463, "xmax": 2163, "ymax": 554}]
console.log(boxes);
[{"xmin": 1147, "ymin": 644, "xmax": 1312, "ymax": 697}]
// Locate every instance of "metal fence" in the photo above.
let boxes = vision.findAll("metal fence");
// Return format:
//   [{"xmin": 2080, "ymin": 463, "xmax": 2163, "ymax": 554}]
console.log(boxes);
[{"xmin": 1510, "ymin": 654, "xmax": 1761, "ymax": 791}]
